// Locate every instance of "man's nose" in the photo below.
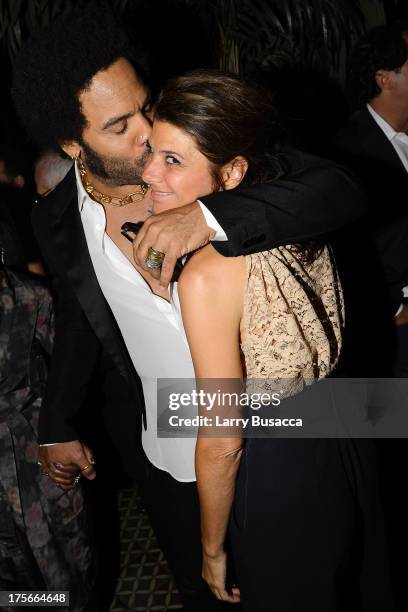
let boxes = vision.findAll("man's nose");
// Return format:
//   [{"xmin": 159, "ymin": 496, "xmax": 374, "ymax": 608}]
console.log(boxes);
[{"xmin": 137, "ymin": 115, "xmax": 152, "ymax": 147}]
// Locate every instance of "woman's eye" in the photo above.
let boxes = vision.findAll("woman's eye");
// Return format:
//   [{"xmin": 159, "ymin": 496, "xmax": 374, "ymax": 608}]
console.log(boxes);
[
  {"xmin": 116, "ymin": 123, "xmax": 128, "ymax": 135},
  {"xmin": 166, "ymin": 155, "xmax": 180, "ymax": 165}
]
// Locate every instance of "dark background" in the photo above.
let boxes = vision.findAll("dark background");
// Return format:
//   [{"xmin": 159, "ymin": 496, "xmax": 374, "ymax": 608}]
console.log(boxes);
[{"xmin": 0, "ymin": 0, "xmax": 407, "ymax": 162}]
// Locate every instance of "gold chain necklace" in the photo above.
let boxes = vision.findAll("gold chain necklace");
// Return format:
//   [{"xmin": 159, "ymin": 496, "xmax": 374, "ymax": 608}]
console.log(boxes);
[{"xmin": 78, "ymin": 159, "xmax": 148, "ymax": 207}]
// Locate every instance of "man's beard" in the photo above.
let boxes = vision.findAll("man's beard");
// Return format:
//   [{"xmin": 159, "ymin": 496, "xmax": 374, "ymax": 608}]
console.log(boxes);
[{"xmin": 80, "ymin": 139, "xmax": 148, "ymax": 187}]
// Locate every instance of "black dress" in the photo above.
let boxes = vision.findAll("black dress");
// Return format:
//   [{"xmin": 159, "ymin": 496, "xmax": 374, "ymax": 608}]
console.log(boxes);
[
  {"xmin": 229, "ymin": 245, "xmax": 394, "ymax": 612},
  {"xmin": 231, "ymin": 437, "xmax": 394, "ymax": 612}
]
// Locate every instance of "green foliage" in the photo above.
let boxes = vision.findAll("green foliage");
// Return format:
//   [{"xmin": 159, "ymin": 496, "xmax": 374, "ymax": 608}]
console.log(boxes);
[
  {"xmin": 184, "ymin": 0, "xmax": 370, "ymax": 74},
  {"xmin": 0, "ymin": 0, "xmax": 129, "ymax": 60},
  {"xmin": 0, "ymin": 0, "xmax": 384, "ymax": 73},
  {"xmin": 1, "ymin": 0, "xmax": 70, "ymax": 59}
]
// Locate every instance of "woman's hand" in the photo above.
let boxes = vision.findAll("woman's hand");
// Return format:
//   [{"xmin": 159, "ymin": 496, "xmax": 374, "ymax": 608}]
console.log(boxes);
[
  {"xmin": 202, "ymin": 550, "xmax": 240, "ymax": 603},
  {"xmin": 38, "ymin": 441, "xmax": 96, "ymax": 491}
]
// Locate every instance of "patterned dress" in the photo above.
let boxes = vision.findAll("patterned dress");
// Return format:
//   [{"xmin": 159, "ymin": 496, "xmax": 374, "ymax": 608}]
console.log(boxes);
[
  {"xmin": 241, "ymin": 244, "xmax": 344, "ymax": 393},
  {"xmin": 0, "ymin": 267, "xmax": 95, "ymax": 611}
]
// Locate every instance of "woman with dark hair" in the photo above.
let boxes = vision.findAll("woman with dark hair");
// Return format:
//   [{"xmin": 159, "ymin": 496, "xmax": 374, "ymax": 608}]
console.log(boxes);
[
  {"xmin": 138, "ymin": 70, "xmax": 393, "ymax": 612},
  {"xmin": 0, "ymin": 192, "xmax": 26, "ymax": 271}
]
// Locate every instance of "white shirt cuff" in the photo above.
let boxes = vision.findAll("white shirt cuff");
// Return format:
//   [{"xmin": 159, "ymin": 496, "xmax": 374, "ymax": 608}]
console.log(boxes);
[
  {"xmin": 40, "ymin": 443, "xmax": 61, "ymax": 446},
  {"xmin": 197, "ymin": 200, "xmax": 227, "ymax": 241},
  {"xmin": 395, "ymin": 286, "xmax": 408, "ymax": 317}
]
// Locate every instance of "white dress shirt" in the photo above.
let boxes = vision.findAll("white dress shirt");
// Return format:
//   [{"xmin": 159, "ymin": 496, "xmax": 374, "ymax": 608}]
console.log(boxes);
[
  {"xmin": 197, "ymin": 200, "xmax": 227, "ymax": 241},
  {"xmin": 76, "ymin": 164, "xmax": 197, "ymax": 481},
  {"xmin": 367, "ymin": 104, "xmax": 408, "ymax": 172},
  {"xmin": 367, "ymin": 105, "xmax": 408, "ymax": 314}
]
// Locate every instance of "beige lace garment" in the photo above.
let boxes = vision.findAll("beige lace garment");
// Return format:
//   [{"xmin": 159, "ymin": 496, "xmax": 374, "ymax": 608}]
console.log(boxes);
[{"xmin": 241, "ymin": 245, "xmax": 344, "ymax": 398}]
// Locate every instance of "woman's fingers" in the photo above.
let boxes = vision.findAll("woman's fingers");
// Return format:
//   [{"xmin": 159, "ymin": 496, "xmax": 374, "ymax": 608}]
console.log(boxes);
[
  {"xmin": 48, "ymin": 464, "xmax": 78, "ymax": 485},
  {"xmin": 212, "ymin": 586, "xmax": 240, "ymax": 603},
  {"xmin": 51, "ymin": 462, "xmax": 80, "ymax": 475},
  {"xmin": 46, "ymin": 462, "xmax": 83, "ymax": 491},
  {"xmin": 55, "ymin": 482, "xmax": 76, "ymax": 492},
  {"xmin": 38, "ymin": 443, "xmax": 96, "ymax": 490},
  {"xmin": 203, "ymin": 551, "xmax": 240, "ymax": 603},
  {"xmin": 49, "ymin": 474, "xmax": 76, "ymax": 488}
]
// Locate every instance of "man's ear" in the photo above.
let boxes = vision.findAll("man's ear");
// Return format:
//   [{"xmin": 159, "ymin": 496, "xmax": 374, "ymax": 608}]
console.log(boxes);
[
  {"xmin": 61, "ymin": 141, "xmax": 81, "ymax": 160},
  {"xmin": 375, "ymin": 69, "xmax": 394, "ymax": 93},
  {"xmin": 220, "ymin": 156, "xmax": 249, "ymax": 190}
]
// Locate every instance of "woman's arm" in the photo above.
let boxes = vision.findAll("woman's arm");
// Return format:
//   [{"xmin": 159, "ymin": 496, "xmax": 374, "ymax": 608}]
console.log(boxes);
[{"xmin": 178, "ymin": 245, "xmax": 245, "ymax": 603}]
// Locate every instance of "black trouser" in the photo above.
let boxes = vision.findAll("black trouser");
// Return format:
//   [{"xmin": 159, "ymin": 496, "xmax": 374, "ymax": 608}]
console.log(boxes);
[{"xmin": 137, "ymin": 455, "xmax": 238, "ymax": 612}]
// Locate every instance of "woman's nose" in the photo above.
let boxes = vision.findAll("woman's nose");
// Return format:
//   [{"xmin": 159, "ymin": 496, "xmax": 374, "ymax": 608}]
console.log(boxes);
[{"xmin": 142, "ymin": 155, "xmax": 161, "ymax": 185}]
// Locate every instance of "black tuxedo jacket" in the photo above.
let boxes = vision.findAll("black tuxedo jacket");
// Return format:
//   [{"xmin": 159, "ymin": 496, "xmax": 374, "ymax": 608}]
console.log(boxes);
[
  {"xmin": 333, "ymin": 108, "xmax": 408, "ymax": 313},
  {"xmin": 32, "ymin": 149, "xmax": 365, "ymax": 469},
  {"xmin": 32, "ymin": 166, "xmax": 146, "ymax": 474}
]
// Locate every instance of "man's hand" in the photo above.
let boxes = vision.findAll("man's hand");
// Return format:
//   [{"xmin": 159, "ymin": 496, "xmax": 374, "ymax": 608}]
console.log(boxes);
[
  {"xmin": 132, "ymin": 202, "xmax": 215, "ymax": 288},
  {"xmin": 202, "ymin": 550, "xmax": 240, "ymax": 603},
  {"xmin": 38, "ymin": 440, "xmax": 96, "ymax": 491}
]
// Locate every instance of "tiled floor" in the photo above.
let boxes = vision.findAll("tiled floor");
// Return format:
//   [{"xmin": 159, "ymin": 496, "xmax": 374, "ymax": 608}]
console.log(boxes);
[{"xmin": 110, "ymin": 488, "xmax": 183, "ymax": 611}]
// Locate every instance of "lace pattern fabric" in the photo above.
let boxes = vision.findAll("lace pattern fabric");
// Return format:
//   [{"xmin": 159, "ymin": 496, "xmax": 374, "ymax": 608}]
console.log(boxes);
[{"xmin": 241, "ymin": 245, "xmax": 344, "ymax": 398}]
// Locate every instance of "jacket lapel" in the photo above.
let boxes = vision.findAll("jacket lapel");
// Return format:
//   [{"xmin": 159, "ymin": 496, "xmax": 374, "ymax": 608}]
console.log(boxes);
[
  {"xmin": 356, "ymin": 109, "xmax": 408, "ymax": 176},
  {"xmin": 44, "ymin": 167, "xmax": 133, "ymax": 381}
]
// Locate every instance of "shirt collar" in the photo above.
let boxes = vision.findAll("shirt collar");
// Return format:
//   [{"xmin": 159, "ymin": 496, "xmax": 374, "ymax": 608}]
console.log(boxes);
[
  {"xmin": 74, "ymin": 160, "xmax": 89, "ymax": 213},
  {"xmin": 367, "ymin": 104, "xmax": 399, "ymax": 142}
]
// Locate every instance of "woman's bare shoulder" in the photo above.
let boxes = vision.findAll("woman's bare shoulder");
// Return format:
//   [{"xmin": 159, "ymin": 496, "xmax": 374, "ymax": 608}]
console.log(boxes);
[{"xmin": 180, "ymin": 244, "xmax": 245, "ymax": 289}]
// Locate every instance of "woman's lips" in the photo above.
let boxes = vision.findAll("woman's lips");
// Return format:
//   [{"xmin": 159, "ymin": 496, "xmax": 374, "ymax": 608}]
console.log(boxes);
[{"xmin": 151, "ymin": 190, "xmax": 173, "ymax": 200}]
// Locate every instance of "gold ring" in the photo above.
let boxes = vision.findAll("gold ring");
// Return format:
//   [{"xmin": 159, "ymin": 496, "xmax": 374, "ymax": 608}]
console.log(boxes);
[
  {"xmin": 148, "ymin": 246, "xmax": 165, "ymax": 260},
  {"xmin": 145, "ymin": 247, "xmax": 165, "ymax": 270},
  {"xmin": 80, "ymin": 464, "xmax": 92, "ymax": 472},
  {"xmin": 38, "ymin": 461, "xmax": 48, "ymax": 475},
  {"xmin": 145, "ymin": 258, "xmax": 162, "ymax": 270},
  {"xmin": 147, "ymin": 246, "xmax": 165, "ymax": 262}
]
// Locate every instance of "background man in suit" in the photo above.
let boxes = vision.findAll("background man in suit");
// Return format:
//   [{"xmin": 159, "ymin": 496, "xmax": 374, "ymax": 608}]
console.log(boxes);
[
  {"xmin": 334, "ymin": 22, "xmax": 408, "ymax": 377},
  {"xmin": 12, "ymin": 4, "xmax": 366, "ymax": 610},
  {"xmin": 333, "ymin": 23, "xmax": 408, "ymax": 610},
  {"xmin": 34, "ymin": 151, "xmax": 72, "ymax": 198}
]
